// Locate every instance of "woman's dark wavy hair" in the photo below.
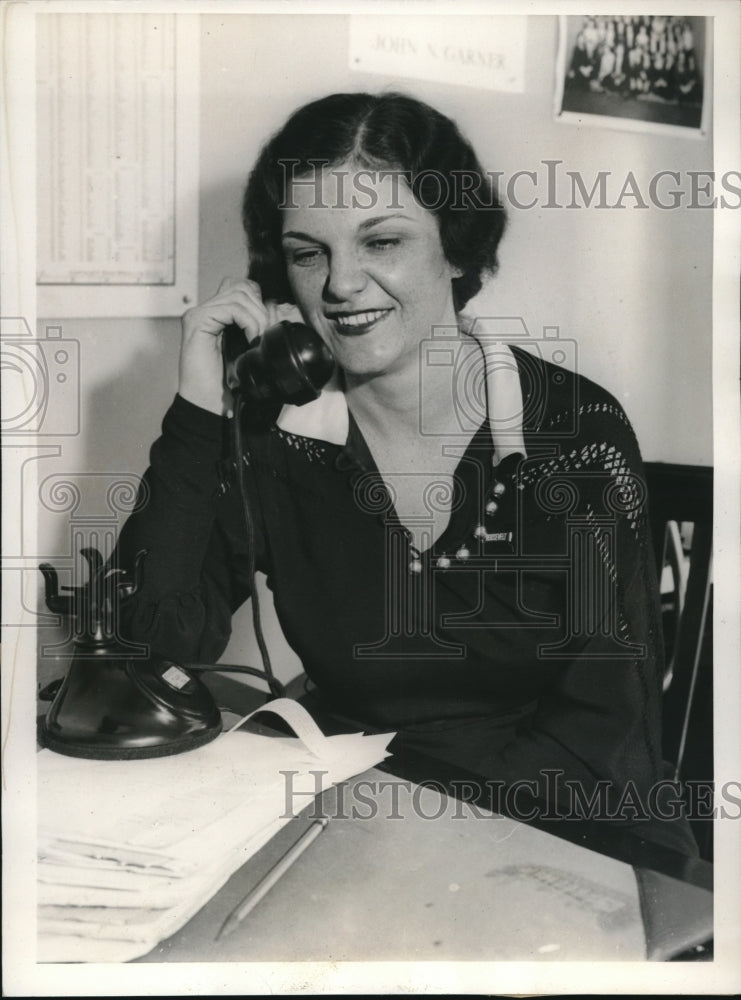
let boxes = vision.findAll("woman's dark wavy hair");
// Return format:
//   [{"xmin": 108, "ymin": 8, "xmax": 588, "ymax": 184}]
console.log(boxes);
[{"xmin": 242, "ymin": 92, "xmax": 506, "ymax": 312}]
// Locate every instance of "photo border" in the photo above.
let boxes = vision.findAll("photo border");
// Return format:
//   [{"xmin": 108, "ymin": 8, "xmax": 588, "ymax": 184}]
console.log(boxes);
[{"xmin": 2, "ymin": 0, "xmax": 740, "ymax": 995}]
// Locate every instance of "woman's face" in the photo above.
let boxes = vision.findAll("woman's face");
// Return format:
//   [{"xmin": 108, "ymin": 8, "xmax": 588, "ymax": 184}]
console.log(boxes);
[{"xmin": 281, "ymin": 162, "xmax": 460, "ymax": 379}]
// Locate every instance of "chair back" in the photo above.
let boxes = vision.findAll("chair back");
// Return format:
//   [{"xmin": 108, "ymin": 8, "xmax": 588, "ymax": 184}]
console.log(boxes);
[{"xmin": 645, "ymin": 462, "xmax": 713, "ymax": 858}]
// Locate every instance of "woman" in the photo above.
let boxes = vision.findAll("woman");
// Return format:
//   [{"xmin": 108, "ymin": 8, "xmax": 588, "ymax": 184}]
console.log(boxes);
[{"xmin": 116, "ymin": 93, "xmax": 695, "ymax": 854}]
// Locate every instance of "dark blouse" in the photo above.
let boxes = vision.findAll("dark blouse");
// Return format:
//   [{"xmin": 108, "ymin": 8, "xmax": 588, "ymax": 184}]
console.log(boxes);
[{"xmin": 114, "ymin": 346, "xmax": 695, "ymax": 852}]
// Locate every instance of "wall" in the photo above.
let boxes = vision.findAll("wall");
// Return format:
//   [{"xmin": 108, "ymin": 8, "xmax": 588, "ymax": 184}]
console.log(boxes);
[
  {"xmin": 198, "ymin": 13, "xmax": 713, "ymax": 463},
  {"xmin": 37, "ymin": 13, "xmax": 714, "ymax": 685}
]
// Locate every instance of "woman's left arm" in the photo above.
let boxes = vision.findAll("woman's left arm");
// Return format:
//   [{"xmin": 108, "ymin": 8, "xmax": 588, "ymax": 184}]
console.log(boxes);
[{"xmin": 492, "ymin": 388, "xmax": 668, "ymax": 816}]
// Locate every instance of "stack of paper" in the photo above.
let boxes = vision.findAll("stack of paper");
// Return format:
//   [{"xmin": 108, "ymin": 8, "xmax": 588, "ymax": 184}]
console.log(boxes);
[{"xmin": 37, "ymin": 699, "xmax": 394, "ymax": 963}]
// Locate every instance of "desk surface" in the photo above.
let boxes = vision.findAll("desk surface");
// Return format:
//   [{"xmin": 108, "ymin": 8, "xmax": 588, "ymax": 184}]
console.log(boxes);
[
  {"xmin": 138, "ymin": 769, "xmax": 649, "ymax": 962},
  {"xmin": 124, "ymin": 674, "xmax": 712, "ymax": 963}
]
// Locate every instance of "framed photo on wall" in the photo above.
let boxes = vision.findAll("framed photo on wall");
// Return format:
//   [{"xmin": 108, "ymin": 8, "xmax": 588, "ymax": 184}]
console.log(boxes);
[{"xmin": 555, "ymin": 14, "xmax": 711, "ymax": 138}]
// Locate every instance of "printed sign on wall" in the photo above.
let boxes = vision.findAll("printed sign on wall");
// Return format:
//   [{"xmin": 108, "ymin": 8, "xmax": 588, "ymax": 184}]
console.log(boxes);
[{"xmin": 349, "ymin": 15, "xmax": 527, "ymax": 93}]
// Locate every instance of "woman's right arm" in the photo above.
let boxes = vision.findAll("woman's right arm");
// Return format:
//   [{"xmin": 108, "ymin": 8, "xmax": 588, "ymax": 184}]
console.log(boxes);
[
  {"xmin": 178, "ymin": 277, "xmax": 271, "ymax": 414},
  {"xmin": 112, "ymin": 279, "xmax": 275, "ymax": 663}
]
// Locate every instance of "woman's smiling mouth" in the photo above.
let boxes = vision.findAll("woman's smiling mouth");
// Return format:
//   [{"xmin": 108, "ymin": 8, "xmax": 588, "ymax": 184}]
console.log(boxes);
[{"xmin": 329, "ymin": 309, "xmax": 392, "ymax": 334}]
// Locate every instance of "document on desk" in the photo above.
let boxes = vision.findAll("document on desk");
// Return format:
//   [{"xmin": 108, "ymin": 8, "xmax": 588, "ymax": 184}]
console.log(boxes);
[{"xmin": 36, "ymin": 699, "xmax": 394, "ymax": 963}]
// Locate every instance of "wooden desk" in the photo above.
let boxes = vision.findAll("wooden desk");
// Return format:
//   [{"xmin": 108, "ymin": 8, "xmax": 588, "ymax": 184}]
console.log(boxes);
[{"xmin": 129, "ymin": 674, "xmax": 712, "ymax": 963}]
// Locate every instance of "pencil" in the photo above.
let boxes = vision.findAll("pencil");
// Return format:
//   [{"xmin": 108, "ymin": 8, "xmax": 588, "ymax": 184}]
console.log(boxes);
[{"xmin": 216, "ymin": 816, "xmax": 330, "ymax": 941}]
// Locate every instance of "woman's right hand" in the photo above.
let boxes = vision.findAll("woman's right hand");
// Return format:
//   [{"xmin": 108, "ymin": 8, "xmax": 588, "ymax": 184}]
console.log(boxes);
[{"xmin": 178, "ymin": 278, "xmax": 270, "ymax": 415}]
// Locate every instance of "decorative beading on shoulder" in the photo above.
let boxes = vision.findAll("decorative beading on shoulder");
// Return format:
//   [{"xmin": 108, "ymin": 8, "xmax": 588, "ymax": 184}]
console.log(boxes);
[
  {"xmin": 518, "ymin": 441, "xmax": 645, "ymax": 533},
  {"xmin": 547, "ymin": 400, "xmax": 633, "ymax": 432},
  {"xmin": 272, "ymin": 426, "xmax": 331, "ymax": 465}
]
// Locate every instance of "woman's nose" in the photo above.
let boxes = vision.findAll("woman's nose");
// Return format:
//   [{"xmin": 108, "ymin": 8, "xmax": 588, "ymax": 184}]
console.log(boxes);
[{"xmin": 323, "ymin": 251, "xmax": 367, "ymax": 302}]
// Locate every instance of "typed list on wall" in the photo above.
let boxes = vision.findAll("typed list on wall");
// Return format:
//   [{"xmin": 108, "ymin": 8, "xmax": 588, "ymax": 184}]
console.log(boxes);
[{"xmin": 37, "ymin": 13, "xmax": 177, "ymax": 287}]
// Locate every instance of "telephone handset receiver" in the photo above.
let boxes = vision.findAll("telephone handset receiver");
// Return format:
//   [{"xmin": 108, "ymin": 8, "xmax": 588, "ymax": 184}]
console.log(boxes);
[{"xmin": 222, "ymin": 320, "xmax": 334, "ymax": 407}]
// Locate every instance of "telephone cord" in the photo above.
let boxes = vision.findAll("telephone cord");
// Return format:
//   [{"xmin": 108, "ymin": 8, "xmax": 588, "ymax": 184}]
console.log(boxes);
[{"xmin": 231, "ymin": 394, "xmax": 285, "ymax": 700}]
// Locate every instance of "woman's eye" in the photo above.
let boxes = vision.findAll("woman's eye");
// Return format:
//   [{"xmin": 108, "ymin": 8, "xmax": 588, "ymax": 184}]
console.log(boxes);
[
  {"xmin": 366, "ymin": 237, "xmax": 401, "ymax": 251},
  {"xmin": 290, "ymin": 248, "xmax": 325, "ymax": 266}
]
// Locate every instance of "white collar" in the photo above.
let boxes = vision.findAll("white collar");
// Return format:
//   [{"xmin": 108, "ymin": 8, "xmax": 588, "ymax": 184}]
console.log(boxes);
[
  {"xmin": 276, "ymin": 368, "xmax": 349, "ymax": 446},
  {"xmin": 275, "ymin": 330, "xmax": 527, "ymax": 463}
]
